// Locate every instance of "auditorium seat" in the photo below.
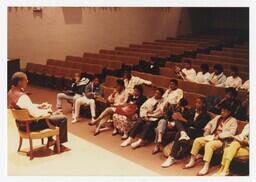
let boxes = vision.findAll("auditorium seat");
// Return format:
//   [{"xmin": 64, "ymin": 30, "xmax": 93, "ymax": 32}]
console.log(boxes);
[{"xmin": 196, "ymin": 54, "xmax": 248, "ymax": 64}]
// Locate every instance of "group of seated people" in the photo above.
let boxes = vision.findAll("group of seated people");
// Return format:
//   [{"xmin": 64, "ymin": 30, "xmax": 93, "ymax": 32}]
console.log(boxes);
[
  {"xmin": 7, "ymin": 67, "xmax": 249, "ymax": 176},
  {"xmin": 175, "ymin": 60, "xmax": 249, "ymax": 90}
]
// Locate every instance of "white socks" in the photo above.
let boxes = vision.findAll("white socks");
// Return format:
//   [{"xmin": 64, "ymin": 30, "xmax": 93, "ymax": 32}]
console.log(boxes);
[
  {"xmin": 198, "ymin": 162, "xmax": 209, "ymax": 175},
  {"xmin": 185, "ymin": 157, "xmax": 195, "ymax": 168}
]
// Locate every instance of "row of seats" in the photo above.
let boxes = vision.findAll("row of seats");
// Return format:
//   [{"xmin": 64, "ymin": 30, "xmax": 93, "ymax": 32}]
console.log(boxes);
[
  {"xmin": 83, "ymin": 52, "xmax": 140, "ymax": 66},
  {"xmin": 210, "ymin": 50, "xmax": 248, "ymax": 59},
  {"xmin": 99, "ymin": 49, "xmax": 155, "ymax": 62},
  {"xmin": 47, "ymin": 58, "xmax": 103, "ymax": 75},
  {"xmin": 196, "ymin": 53, "xmax": 248, "ymax": 64},
  {"xmin": 65, "ymin": 55, "xmax": 120, "ymax": 71},
  {"xmin": 26, "ymin": 63, "xmax": 81, "ymax": 89}
]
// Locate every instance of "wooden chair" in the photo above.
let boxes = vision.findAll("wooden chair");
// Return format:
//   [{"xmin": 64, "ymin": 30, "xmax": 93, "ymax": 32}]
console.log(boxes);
[{"xmin": 11, "ymin": 109, "xmax": 60, "ymax": 160}]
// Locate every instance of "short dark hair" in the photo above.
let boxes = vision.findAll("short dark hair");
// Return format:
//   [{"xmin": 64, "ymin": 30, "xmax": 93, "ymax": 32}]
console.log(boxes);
[
  {"xmin": 179, "ymin": 98, "xmax": 188, "ymax": 107},
  {"xmin": 225, "ymin": 87, "xmax": 237, "ymax": 97},
  {"xmin": 220, "ymin": 101, "xmax": 233, "ymax": 112},
  {"xmin": 213, "ymin": 64, "xmax": 223, "ymax": 72},
  {"xmin": 11, "ymin": 72, "xmax": 27, "ymax": 86},
  {"xmin": 156, "ymin": 87, "xmax": 165, "ymax": 96},
  {"xmin": 170, "ymin": 79, "xmax": 178, "ymax": 86},
  {"xmin": 200, "ymin": 64, "xmax": 209, "ymax": 72},
  {"xmin": 116, "ymin": 79, "xmax": 125, "ymax": 88},
  {"xmin": 197, "ymin": 96, "xmax": 207, "ymax": 109},
  {"xmin": 230, "ymin": 66, "xmax": 239, "ymax": 73},
  {"xmin": 123, "ymin": 67, "xmax": 132, "ymax": 74},
  {"xmin": 134, "ymin": 84, "xmax": 144, "ymax": 95}
]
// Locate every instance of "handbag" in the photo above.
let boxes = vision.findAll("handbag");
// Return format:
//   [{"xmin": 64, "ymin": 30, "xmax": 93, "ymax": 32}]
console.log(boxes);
[{"xmin": 115, "ymin": 104, "xmax": 137, "ymax": 117}]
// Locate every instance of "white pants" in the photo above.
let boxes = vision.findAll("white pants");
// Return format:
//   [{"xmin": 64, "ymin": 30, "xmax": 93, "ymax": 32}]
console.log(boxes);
[{"xmin": 74, "ymin": 96, "xmax": 96, "ymax": 119}]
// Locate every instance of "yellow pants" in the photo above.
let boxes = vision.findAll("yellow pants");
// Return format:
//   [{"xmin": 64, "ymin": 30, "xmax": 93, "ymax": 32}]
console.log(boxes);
[
  {"xmin": 221, "ymin": 140, "xmax": 249, "ymax": 165},
  {"xmin": 191, "ymin": 136, "xmax": 223, "ymax": 162}
]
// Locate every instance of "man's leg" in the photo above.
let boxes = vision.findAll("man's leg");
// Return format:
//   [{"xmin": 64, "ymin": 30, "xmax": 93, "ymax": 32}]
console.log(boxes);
[
  {"xmin": 198, "ymin": 140, "xmax": 223, "ymax": 175},
  {"xmin": 152, "ymin": 119, "xmax": 167, "ymax": 154},
  {"xmin": 88, "ymin": 99, "xmax": 96, "ymax": 119},
  {"xmin": 49, "ymin": 114, "xmax": 68, "ymax": 144},
  {"xmin": 56, "ymin": 93, "xmax": 74, "ymax": 111},
  {"xmin": 72, "ymin": 97, "xmax": 86, "ymax": 123}
]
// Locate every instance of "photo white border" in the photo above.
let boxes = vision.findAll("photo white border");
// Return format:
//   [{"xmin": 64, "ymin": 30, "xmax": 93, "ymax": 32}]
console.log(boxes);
[{"xmin": 0, "ymin": 0, "xmax": 255, "ymax": 182}]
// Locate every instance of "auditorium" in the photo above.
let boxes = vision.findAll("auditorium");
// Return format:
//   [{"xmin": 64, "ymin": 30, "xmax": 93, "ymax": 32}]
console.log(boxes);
[{"xmin": 7, "ymin": 7, "xmax": 249, "ymax": 177}]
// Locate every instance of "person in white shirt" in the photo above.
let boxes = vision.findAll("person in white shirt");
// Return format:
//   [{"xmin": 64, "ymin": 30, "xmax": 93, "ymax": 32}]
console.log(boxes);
[
  {"xmin": 240, "ymin": 80, "xmax": 249, "ymax": 91},
  {"xmin": 8, "ymin": 72, "xmax": 69, "ymax": 152},
  {"xmin": 162, "ymin": 79, "xmax": 184, "ymax": 105},
  {"xmin": 175, "ymin": 59, "xmax": 196, "ymax": 81},
  {"xmin": 195, "ymin": 64, "xmax": 211, "ymax": 84},
  {"xmin": 225, "ymin": 66, "xmax": 243, "ymax": 89},
  {"xmin": 209, "ymin": 64, "xmax": 227, "ymax": 87},
  {"xmin": 90, "ymin": 79, "xmax": 129, "ymax": 135},
  {"xmin": 123, "ymin": 68, "xmax": 152, "ymax": 95},
  {"xmin": 121, "ymin": 88, "xmax": 165, "ymax": 149}
]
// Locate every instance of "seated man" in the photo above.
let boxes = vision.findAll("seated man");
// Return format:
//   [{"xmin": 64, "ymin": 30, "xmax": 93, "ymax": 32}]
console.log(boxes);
[
  {"xmin": 113, "ymin": 85, "xmax": 147, "ymax": 139},
  {"xmin": 184, "ymin": 103, "xmax": 237, "ymax": 176},
  {"xmin": 214, "ymin": 123, "xmax": 249, "ymax": 176},
  {"xmin": 195, "ymin": 64, "xmax": 211, "ymax": 84},
  {"xmin": 90, "ymin": 79, "xmax": 129, "ymax": 135},
  {"xmin": 208, "ymin": 87, "xmax": 244, "ymax": 120},
  {"xmin": 175, "ymin": 60, "xmax": 196, "ymax": 81},
  {"xmin": 161, "ymin": 97, "xmax": 211, "ymax": 167},
  {"xmin": 123, "ymin": 67, "xmax": 152, "ymax": 95},
  {"xmin": 55, "ymin": 72, "xmax": 90, "ymax": 114},
  {"xmin": 209, "ymin": 64, "xmax": 227, "ymax": 87},
  {"xmin": 120, "ymin": 88, "xmax": 165, "ymax": 149},
  {"xmin": 71, "ymin": 76, "xmax": 103, "ymax": 124},
  {"xmin": 224, "ymin": 66, "xmax": 243, "ymax": 89},
  {"xmin": 8, "ymin": 72, "xmax": 69, "ymax": 152},
  {"xmin": 152, "ymin": 98, "xmax": 192, "ymax": 154},
  {"xmin": 152, "ymin": 79, "xmax": 184, "ymax": 149}
]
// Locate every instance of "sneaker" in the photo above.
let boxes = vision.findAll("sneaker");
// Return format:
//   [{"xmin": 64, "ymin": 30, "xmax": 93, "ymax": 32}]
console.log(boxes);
[
  {"xmin": 71, "ymin": 118, "xmax": 78, "ymax": 124},
  {"xmin": 161, "ymin": 156, "xmax": 175, "ymax": 168},
  {"xmin": 131, "ymin": 140, "xmax": 142, "ymax": 149},
  {"xmin": 121, "ymin": 133, "xmax": 128, "ymax": 140},
  {"xmin": 120, "ymin": 137, "xmax": 132, "ymax": 147},
  {"xmin": 179, "ymin": 132, "xmax": 190, "ymax": 141}
]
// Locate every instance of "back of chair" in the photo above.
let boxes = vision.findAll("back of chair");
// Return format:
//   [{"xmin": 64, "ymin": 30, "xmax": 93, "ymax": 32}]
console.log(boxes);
[{"xmin": 11, "ymin": 109, "xmax": 33, "ymax": 121}]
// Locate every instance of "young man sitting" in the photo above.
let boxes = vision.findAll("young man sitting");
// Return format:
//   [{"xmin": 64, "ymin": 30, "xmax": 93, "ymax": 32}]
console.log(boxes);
[
  {"xmin": 184, "ymin": 103, "xmax": 237, "ymax": 176},
  {"xmin": 123, "ymin": 67, "xmax": 152, "ymax": 95},
  {"xmin": 209, "ymin": 64, "xmax": 226, "ymax": 87},
  {"xmin": 161, "ymin": 97, "xmax": 211, "ymax": 167},
  {"xmin": 175, "ymin": 60, "xmax": 196, "ymax": 81},
  {"xmin": 195, "ymin": 64, "xmax": 211, "ymax": 84},
  {"xmin": 71, "ymin": 76, "xmax": 103, "ymax": 124},
  {"xmin": 55, "ymin": 72, "xmax": 90, "ymax": 114},
  {"xmin": 224, "ymin": 66, "xmax": 243, "ymax": 89},
  {"xmin": 120, "ymin": 88, "xmax": 165, "ymax": 149}
]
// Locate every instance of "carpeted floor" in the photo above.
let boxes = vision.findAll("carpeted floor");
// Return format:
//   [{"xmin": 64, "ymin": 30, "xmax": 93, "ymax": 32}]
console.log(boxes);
[{"xmin": 8, "ymin": 85, "xmax": 220, "ymax": 176}]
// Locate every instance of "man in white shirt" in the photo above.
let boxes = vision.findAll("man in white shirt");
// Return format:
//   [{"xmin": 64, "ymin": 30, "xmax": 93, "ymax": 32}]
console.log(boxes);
[
  {"xmin": 162, "ymin": 79, "xmax": 184, "ymax": 105},
  {"xmin": 225, "ymin": 66, "xmax": 242, "ymax": 89},
  {"xmin": 123, "ymin": 68, "xmax": 152, "ymax": 95},
  {"xmin": 175, "ymin": 60, "xmax": 196, "ymax": 81},
  {"xmin": 8, "ymin": 72, "xmax": 69, "ymax": 152},
  {"xmin": 121, "ymin": 88, "xmax": 165, "ymax": 148},
  {"xmin": 209, "ymin": 64, "xmax": 227, "ymax": 87},
  {"xmin": 195, "ymin": 64, "xmax": 211, "ymax": 84},
  {"xmin": 240, "ymin": 80, "xmax": 249, "ymax": 91},
  {"xmin": 90, "ymin": 79, "xmax": 129, "ymax": 135}
]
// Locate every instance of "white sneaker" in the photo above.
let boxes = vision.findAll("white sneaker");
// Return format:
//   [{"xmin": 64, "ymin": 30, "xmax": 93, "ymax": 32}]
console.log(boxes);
[
  {"xmin": 131, "ymin": 140, "xmax": 142, "ymax": 149},
  {"xmin": 161, "ymin": 156, "xmax": 175, "ymax": 168},
  {"xmin": 120, "ymin": 137, "xmax": 132, "ymax": 147},
  {"xmin": 179, "ymin": 132, "xmax": 190, "ymax": 141},
  {"xmin": 71, "ymin": 118, "xmax": 78, "ymax": 124}
]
